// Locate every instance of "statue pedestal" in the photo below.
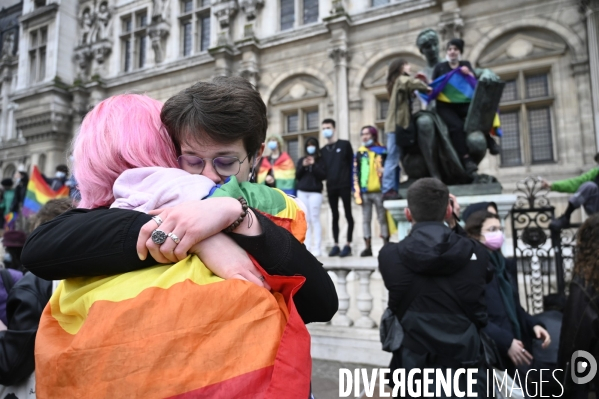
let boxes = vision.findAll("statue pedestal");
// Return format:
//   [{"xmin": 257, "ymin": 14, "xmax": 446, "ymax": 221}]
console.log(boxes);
[{"xmin": 384, "ymin": 193, "xmax": 518, "ymax": 244}]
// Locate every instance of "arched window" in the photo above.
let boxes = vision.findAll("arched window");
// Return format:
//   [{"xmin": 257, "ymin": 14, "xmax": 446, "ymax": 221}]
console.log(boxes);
[{"xmin": 3, "ymin": 164, "xmax": 15, "ymax": 179}]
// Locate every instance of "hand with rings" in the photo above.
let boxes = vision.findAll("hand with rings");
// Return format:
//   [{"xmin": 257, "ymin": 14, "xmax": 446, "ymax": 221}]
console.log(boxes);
[{"xmin": 137, "ymin": 198, "xmax": 262, "ymax": 264}]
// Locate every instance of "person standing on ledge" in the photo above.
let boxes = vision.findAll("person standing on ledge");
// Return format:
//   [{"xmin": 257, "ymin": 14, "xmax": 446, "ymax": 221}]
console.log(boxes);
[
  {"xmin": 320, "ymin": 118, "xmax": 354, "ymax": 257},
  {"xmin": 257, "ymin": 135, "xmax": 296, "ymax": 196}
]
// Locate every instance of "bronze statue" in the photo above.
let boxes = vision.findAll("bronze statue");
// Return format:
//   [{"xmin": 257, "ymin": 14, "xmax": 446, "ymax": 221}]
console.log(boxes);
[{"xmin": 401, "ymin": 29, "xmax": 504, "ymax": 186}]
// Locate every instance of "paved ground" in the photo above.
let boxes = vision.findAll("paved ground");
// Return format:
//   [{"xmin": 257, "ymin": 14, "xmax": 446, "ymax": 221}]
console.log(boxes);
[{"xmin": 312, "ymin": 359, "xmax": 391, "ymax": 399}]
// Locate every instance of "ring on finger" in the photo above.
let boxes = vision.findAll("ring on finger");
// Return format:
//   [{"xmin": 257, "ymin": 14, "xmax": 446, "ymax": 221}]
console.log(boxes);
[
  {"xmin": 151, "ymin": 229, "xmax": 168, "ymax": 245},
  {"xmin": 521, "ymin": 349, "xmax": 526, "ymax": 353},
  {"xmin": 152, "ymin": 216, "xmax": 163, "ymax": 226},
  {"xmin": 167, "ymin": 232, "xmax": 181, "ymax": 244}
]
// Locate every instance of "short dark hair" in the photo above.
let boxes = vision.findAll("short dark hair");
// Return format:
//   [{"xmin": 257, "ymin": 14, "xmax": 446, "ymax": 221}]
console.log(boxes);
[
  {"xmin": 161, "ymin": 76, "xmax": 267, "ymax": 158},
  {"xmin": 465, "ymin": 210, "xmax": 499, "ymax": 239},
  {"xmin": 1, "ymin": 178, "xmax": 13, "ymax": 188},
  {"xmin": 594, "ymin": 152, "xmax": 599, "ymax": 164},
  {"xmin": 322, "ymin": 118, "xmax": 336, "ymax": 128},
  {"xmin": 406, "ymin": 178, "xmax": 449, "ymax": 222},
  {"xmin": 56, "ymin": 164, "xmax": 69, "ymax": 174},
  {"xmin": 31, "ymin": 198, "xmax": 74, "ymax": 231}
]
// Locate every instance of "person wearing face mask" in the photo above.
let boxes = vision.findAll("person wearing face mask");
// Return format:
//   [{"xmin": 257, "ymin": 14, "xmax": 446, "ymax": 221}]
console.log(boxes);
[
  {"xmin": 42, "ymin": 164, "xmax": 69, "ymax": 192},
  {"xmin": 257, "ymin": 135, "xmax": 296, "ymax": 196},
  {"xmin": 295, "ymin": 137, "xmax": 327, "ymax": 257},
  {"xmin": 465, "ymin": 210, "xmax": 551, "ymax": 379},
  {"xmin": 320, "ymin": 118, "xmax": 354, "ymax": 257},
  {"xmin": 353, "ymin": 126, "xmax": 388, "ymax": 257},
  {"xmin": 432, "ymin": 38, "xmax": 500, "ymax": 177}
]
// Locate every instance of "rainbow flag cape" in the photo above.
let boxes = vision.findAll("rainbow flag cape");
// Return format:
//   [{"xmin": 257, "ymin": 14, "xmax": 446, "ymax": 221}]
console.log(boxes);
[
  {"xmin": 421, "ymin": 69, "xmax": 503, "ymax": 137},
  {"xmin": 211, "ymin": 176, "xmax": 307, "ymax": 243},
  {"xmin": 353, "ymin": 145, "xmax": 386, "ymax": 205},
  {"xmin": 257, "ymin": 153, "xmax": 296, "ymax": 196},
  {"xmin": 23, "ymin": 166, "xmax": 69, "ymax": 217},
  {"xmin": 36, "ymin": 258, "xmax": 312, "ymax": 398}
]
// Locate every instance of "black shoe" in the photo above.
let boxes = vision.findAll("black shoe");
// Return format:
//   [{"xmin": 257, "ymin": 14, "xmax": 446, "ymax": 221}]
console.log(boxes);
[
  {"xmin": 488, "ymin": 138, "xmax": 501, "ymax": 156},
  {"xmin": 463, "ymin": 158, "xmax": 478, "ymax": 175},
  {"xmin": 360, "ymin": 247, "xmax": 372, "ymax": 257},
  {"xmin": 339, "ymin": 245, "xmax": 352, "ymax": 257},
  {"xmin": 549, "ymin": 215, "xmax": 570, "ymax": 232},
  {"xmin": 383, "ymin": 190, "xmax": 402, "ymax": 200},
  {"xmin": 328, "ymin": 245, "xmax": 340, "ymax": 256}
]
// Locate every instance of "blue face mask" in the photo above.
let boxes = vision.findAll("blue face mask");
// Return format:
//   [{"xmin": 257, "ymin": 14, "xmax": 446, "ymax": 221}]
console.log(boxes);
[
  {"xmin": 323, "ymin": 129, "xmax": 334, "ymax": 139},
  {"xmin": 267, "ymin": 141, "xmax": 278, "ymax": 151},
  {"xmin": 364, "ymin": 139, "xmax": 374, "ymax": 147},
  {"xmin": 306, "ymin": 146, "xmax": 316, "ymax": 155}
]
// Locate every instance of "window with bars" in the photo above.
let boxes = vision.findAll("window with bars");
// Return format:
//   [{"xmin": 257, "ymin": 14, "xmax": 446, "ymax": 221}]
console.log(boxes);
[
  {"xmin": 180, "ymin": 1, "xmax": 211, "ymax": 56},
  {"xmin": 281, "ymin": 0, "xmax": 319, "ymax": 31},
  {"xmin": 378, "ymin": 98, "xmax": 389, "ymax": 121},
  {"xmin": 283, "ymin": 108, "xmax": 319, "ymax": 162},
  {"xmin": 499, "ymin": 71, "xmax": 555, "ymax": 166},
  {"xmin": 121, "ymin": 11, "xmax": 149, "ymax": 72},
  {"xmin": 28, "ymin": 26, "xmax": 47, "ymax": 85}
]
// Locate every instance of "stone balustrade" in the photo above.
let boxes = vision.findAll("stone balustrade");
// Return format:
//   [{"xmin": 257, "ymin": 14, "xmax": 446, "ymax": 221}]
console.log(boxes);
[{"xmin": 308, "ymin": 256, "xmax": 391, "ymax": 366}]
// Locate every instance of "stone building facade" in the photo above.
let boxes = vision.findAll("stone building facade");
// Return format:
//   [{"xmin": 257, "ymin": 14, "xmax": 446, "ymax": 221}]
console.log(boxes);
[{"xmin": 0, "ymin": 0, "xmax": 598, "ymax": 192}]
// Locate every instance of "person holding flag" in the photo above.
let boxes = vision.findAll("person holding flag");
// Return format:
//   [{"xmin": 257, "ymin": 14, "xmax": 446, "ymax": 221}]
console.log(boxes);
[{"xmin": 431, "ymin": 38, "xmax": 501, "ymax": 177}]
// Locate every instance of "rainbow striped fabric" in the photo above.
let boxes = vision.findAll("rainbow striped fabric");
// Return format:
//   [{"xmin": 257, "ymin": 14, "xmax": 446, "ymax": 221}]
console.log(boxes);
[
  {"xmin": 421, "ymin": 69, "xmax": 503, "ymax": 137},
  {"xmin": 23, "ymin": 166, "xmax": 69, "ymax": 217},
  {"xmin": 36, "ymin": 258, "xmax": 311, "ymax": 398},
  {"xmin": 257, "ymin": 153, "xmax": 296, "ymax": 196}
]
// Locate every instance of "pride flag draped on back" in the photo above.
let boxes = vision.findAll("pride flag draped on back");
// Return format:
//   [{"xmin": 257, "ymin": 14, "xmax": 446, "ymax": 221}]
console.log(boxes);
[
  {"xmin": 23, "ymin": 166, "xmax": 69, "ymax": 217},
  {"xmin": 420, "ymin": 68, "xmax": 503, "ymax": 137},
  {"xmin": 257, "ymin": 152, "xmax": 297, "ymax": 196}
]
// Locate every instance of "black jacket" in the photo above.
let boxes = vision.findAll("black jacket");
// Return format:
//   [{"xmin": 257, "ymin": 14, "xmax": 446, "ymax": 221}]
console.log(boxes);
[
  {"xmin": 295, "ymin": 156, "xmax": 326, "ymax": 193},
  {"xmin": 21, "ymin": 207, "xmax": 338, "ymax": 324},
  {"xmin": 0, "ymin": 272, "xmax": 51, "ymax": 385},
  {"xmin": 483, "ymin": 256, "xmax": 540, "ymax": 373},
  {"xmin": 558, "ymin": 276, "xmax": 599, "ymax": 394},
  {"xmin": 320, "ymin": 140, "xmax": 353, "ymax": 190},
  {"xmin": 378, "ymin": 222, "xmax": 489, "ymax": 371},
  {"xmin": 432, "ymin": 60, "xmax": 475, "ymax": 80}
]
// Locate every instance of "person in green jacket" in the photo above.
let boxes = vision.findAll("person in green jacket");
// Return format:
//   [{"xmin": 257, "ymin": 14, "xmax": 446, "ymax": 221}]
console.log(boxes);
[
  {"xmin": 541, "ymin": 153, "xmax": 599, "ymax": 230},
  {"xmin": 0, "ymin": 179, "xmax": 15, "ymax": 228}
]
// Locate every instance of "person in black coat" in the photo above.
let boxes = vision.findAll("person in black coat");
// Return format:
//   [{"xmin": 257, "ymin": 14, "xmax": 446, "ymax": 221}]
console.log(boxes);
[
  {"xmin": 379, "ymin": 178, "xmax": 489, "ymax": 396},
  {"xmin": 295, "ymin": 137, "xmax": 326, "ymax": 257},
  {"xmin": 558, "ymin": 213, "xmax": 599, "ymax": 398},
  {"xmin": 465, "ymin": 210, "xmax": 551, "ymax": 377}
]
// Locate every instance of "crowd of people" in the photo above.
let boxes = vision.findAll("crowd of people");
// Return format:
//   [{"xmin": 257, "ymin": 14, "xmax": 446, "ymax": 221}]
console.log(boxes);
[{"xmin": 0, "ymin": 38, "xmax": 593, "ymax": 398}]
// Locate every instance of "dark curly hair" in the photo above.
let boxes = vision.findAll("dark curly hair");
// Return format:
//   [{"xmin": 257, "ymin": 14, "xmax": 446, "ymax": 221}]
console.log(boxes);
[{"xmin": 574, "ymin": 213, "xmax": 599, "ymax": 290}]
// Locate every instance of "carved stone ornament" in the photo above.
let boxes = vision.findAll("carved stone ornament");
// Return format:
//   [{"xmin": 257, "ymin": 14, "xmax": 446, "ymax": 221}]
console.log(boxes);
[
  {"xmin": 1, "ymin": 32, "xmax": 15, "ymax": 61},
  {"xmin": 152, "ymin": 0, "xmax": 171, "ymax": 23},
  {"xmin": 328, "ymin": 47, "xmax": 349, "ymax": 64},
  {"xmin": 240, "ymin": 0, "xmax": 264, "ymax": 20},
  {"xmin": 438, "ymin": 9, "xmax": 463, "ymax": 42},
  {"xmin": 149, "ymin": 22, "xmax": 170, "ymax": 63},
  {"xmin": 213, "ymin": 0, "xmax": 239, "ymax": 29},
  {"xmin": 79, "ymin": 1, "xmax": 113, "ymax": 46},
  {"xmin": 240, "ymin": 68, "xmax": 260, "ymax": 86},
  {"xmin": 92, "ymin": 40, "xmax": 112, "ymax": 64},
  {"xmin": 74, "ymin": 46, "xmax": 93, "ymax": 70}
]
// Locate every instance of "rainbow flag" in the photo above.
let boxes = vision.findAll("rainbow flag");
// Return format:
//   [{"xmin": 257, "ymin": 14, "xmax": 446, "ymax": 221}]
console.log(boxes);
[
  {"xmin": 3, "ymin": 212, "xmax": 16, "ymax": 231},
  {"xmin": 257, "ymin": 152, "xmax": 296, "ymax": 196},
  {"xmin": 212, "ymin": 176, "xmax": 307, "ymax": 243},
  {"xmin": 22, "ymin": 166, "xmax": 69, "ymax": 217},
  {"xmin": 421, "ymin": 69, "xmax": 503, "ymax": 137},
  {"xmin": 36, "ymin": 258, "xmax": 312, "ymax": 398}
]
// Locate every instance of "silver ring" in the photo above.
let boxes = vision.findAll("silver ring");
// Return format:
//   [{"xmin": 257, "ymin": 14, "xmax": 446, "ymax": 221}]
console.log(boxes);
[
  {"xmin": 167, "ymin": 232, "xmax": 181, "ymax": 244},
  {"xmin": 151, "ymin": 216, "xmax": 163, "ymax": 226},
  {"xmin": 259, "ymin": 275, "xmax": 265, "ymax": 282},
  {"xmin": 151, "ymin": 229, "xmax": 168, "ymax": 245},
  {"xmin": 521, "ymin": 349, "xmax": 526, "ymax": 353}
]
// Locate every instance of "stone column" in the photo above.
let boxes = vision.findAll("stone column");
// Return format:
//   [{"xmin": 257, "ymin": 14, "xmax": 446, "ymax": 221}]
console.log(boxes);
[
  {"xmin": 328, "ymin": 47, "xmax": 350, "ymax": 140},
  {"xmin": 210, "ymin": 46, "xmax": 235, "ymax": 78},
  {"xmin": 0, "ymin": 66, "xmax": 9, "ymax": 141},
  {"xmin": 238, "ymin": 38, "xmax": 260, "ymax": 87},
  {"xmin": 586, "ymin": 4, "xmax": 599, "ymax": 148}
]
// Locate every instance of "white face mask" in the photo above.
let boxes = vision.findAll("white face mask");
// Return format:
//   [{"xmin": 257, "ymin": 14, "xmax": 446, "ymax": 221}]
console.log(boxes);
[{"xmin": 55, "ymin": 171, "xmax": 66, "ymax": 179}]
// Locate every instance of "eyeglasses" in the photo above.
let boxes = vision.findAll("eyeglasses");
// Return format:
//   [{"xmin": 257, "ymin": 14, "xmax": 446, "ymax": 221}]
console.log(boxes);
[{"xmin": 177, "ymin": 154, "xmax": 250, "ymax": 177}]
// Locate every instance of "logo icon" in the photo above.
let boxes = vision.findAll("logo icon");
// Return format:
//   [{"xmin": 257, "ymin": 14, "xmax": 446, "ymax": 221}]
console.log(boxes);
[{"xmin": 571, "ymin": 350, "xmax": 598, "ymax": 385}]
